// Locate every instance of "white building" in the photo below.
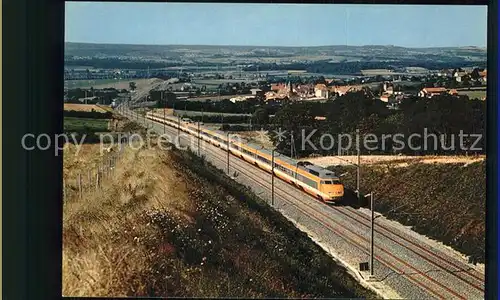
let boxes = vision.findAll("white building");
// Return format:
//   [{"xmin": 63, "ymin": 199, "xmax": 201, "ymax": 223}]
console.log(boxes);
[{"xmin": 314, "ymin": 84, "xmax": 329, "ymax": 99}]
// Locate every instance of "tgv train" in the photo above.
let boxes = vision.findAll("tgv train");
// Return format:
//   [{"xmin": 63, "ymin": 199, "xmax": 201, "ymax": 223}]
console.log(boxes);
[{"xmin": 146, "ymin": 111, "xmax": 344, "ymax": 203}]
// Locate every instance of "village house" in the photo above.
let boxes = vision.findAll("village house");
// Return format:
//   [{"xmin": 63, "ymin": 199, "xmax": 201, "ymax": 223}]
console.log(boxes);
[
  {"xmin": 418, "ymin": 87, "xmax": 458, "ymax": 98},
  {"xmin": 250, "ymin": 88, "xmax": 263, "ymax": 95},
  {"xmin": 294, "ymin": 84, "xmax": 314, "ymax": 99},
  {"xmin": 453, "ymin": 71, "xmax": 468, "ymax": 82},
  {"xmin": 314, "ymin": 83, "xmax": 329, "ymax": 99},
  {"xmin": 229, "ymin": 95, "xmax": 254, "ymax": 103},
  {"xmin": 418, "ymin": 87, "xmax": 447, "ymax": 98},
  {"xmin": 265, "ymin": 91, "xmax": 288, "ymax": 103},
  {"xmin": 265, "ymin": 91, "xmax": 278, "ymax": 100},
  {"xmin": 380, "ymin": 94, "xmax": 392, "ymax": 103},
  {"xmin": 270, "ymin": 83, "xmax": 286, "ymax": 93},
  {"xmin": 383, "ymin": 82, "xmax": 394, "ymax": 95},
  {"xmin": 437, "ymin": 69, "xmax": 453, "ymax": 78},
  {"xmin": 479, "ymin": 70, "xmax": 487, "ymax": 83},
  {"xmin": 332, "ymin": 85, "xmax": 364, "ymax": 96}
]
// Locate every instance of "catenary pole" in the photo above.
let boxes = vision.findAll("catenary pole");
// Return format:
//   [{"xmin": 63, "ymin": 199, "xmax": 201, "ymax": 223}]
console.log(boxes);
[
  {"xmin": 370, "ymin": 192, "xmax": 375, "ymax": 277},
  {"xmin": 271, "ymin": 149, "xmax": 275, "ymax": 206},
  {"xmin": 227, "ymin": 132, "xmax": 230, "ymax": 174}
]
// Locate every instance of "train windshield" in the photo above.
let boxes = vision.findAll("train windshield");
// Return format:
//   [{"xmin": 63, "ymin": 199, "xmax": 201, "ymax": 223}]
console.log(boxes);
[{"xmin": 322, "ymin": 179, "xmax": 341, "ymax": 185}]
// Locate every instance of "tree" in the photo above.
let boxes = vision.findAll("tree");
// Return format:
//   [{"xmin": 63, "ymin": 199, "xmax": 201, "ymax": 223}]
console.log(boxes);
[
  {"xmin": 462, "ymin": 76, "xmax": 471, "ymax": 88},
  {"xmin": 165, "ymin": 91, "xmax": 177, "ymax": 103},
  {"xmin": 252, "ymin": 107, "xmax": 269, "ymax": 126},
  {"xmin": 376, "ymin": 83, "xmax": 384, "ymax": 95},
  {"xmin": 270, "ymin": 103, "xmax": 318, "ymax": 156},
  {"xmin": 470, "ymin": 68, "xmax": 481, "ymax": 80},
  {"xmin": 315, "ymin": 76, "xmax": 326, "ymax": 85},
  {"xmin": 129, "ymin": 82, "xmax": 137, "ymax": 91}
]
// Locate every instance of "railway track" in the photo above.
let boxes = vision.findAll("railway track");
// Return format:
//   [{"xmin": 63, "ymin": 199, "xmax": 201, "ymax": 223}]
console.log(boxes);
[
  {"xmin": 193, "ymin": 136, "xmax": 483, "ymax": 299},
  {"xmin": 120, "ymin": 109, "xmax": 485, "ymax": 299}
]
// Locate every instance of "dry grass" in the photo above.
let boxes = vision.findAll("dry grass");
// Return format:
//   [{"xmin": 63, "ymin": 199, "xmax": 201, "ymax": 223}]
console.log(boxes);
[
  {"xmin": 64, "ymin": 103, "xmax": 107, "ymax": 113},
  {"xmin": 306, "ymin": 154, "xmax": 486, "ymax": 168},
  {"xmin": 150, "ymin": 108, "xmax": 175, "ymax": 116},
  {"xmin": 329, "ymin": 160, "xmax": 486, "ymax": 263},
  {"xmin": 96, "ymin": 104, "xmax": 114, "ymax": 112},
  {"xmin": 63, "ymin": 142, "xmax": 192, "ymax": 296}
]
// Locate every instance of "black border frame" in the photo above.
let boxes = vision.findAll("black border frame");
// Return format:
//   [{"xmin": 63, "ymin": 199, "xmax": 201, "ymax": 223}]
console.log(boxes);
[
  {"xmin": 2, "ymin": 0, "xmax": 495, "ymax": 299},
  {"xmin": 4, "ymin": 0, "xmax": 64, "ymax": 298}
]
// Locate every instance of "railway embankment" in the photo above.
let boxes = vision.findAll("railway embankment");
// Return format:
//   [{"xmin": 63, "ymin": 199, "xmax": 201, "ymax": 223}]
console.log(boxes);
[
  {"xmin": 62, "ymin": 122, "xmax": 377, "ymax": 298},
  {"xmin": 329, "ymin": 160, "xmax": 485, "ymax": 264}
]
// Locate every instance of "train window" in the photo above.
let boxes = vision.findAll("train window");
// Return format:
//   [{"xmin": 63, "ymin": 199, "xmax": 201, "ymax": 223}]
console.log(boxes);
[
  {"xmin": 309, "ymin": 170, "xmax": 320, "ymax": 176},
  {"xmin": 298, "ymin": 174, "xmax": 317, "ymax": 188},
  {"xmin": 323, "ymin": 180, "xmax": 332, "ymax": 184},
  {"xmin": 331, "ymin": 179, "xmax": 341, "ymax": 184},
  {"xmin": 257, "ymin": 155, "xmax": 270, "ymax": 164}
]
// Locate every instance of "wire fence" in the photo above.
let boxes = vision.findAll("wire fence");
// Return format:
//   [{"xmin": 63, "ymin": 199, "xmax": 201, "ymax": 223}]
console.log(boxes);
[{"xmin": 63, "ymin": 144, "xmax": 124, "ymax": 202}]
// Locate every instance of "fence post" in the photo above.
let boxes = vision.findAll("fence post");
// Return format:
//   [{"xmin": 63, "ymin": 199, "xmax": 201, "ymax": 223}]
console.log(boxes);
[
  {"xmin": 78, "ymin": 173, "xmax": 82, "ymax": 199},
  {"xmin": 96, "ymin": 171, "xmax": 100, "ymax": 190},
  {"xmin": 87, "ymin": 169, "xmax": 91, "ymax": 189}
]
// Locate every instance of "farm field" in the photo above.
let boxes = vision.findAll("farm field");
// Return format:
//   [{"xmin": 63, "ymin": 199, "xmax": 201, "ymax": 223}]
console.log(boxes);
[
  {"xmin": 457, "ymin": 90, "xmax": 486, "ymax": 100},
  {"xmin": 64, "ymin": 117, "xmax": 110, "ymax": 132},
  {"xmin": 190, "ymin": 79, "xmax": 257, "ymax": 92},
  {"xmin": 65, "ymin": 79, "xmax": 124, "ymax": 89},
  {"xmin": 64, "ymin": 103, "xmax": 107, "ymax": 113},
  {"xmin": 65, "ymin": 78, "xmax": 155, "ymax": 90}
]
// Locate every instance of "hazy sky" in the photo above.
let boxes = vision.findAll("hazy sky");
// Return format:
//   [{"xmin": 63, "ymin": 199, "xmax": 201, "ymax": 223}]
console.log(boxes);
[{"xmin": 65, "ymin": 2, "xmax": 487, "ymax": 48}]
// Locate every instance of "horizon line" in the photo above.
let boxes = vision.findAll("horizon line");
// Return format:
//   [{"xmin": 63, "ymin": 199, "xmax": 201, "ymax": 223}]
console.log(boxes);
[{"xmin": 65, "ymin": 41, "xmax": 487, "ymax": 50}]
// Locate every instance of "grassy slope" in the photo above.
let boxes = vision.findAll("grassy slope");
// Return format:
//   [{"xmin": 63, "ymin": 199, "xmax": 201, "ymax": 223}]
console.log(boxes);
[
  {"xmin": 63, "ymin": 128, "xmax": 377, "ymax": 298},
  {"xmin": 329, "ymin": 161, "xmax": 485, "ymax": 263}
]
